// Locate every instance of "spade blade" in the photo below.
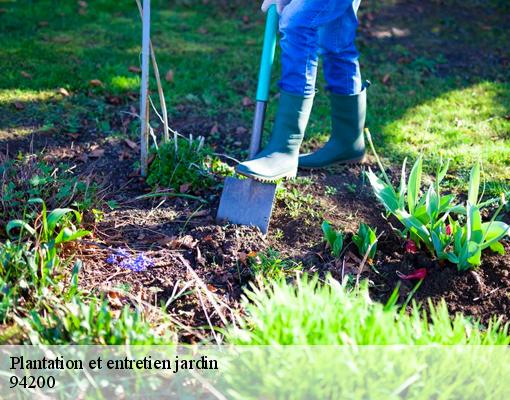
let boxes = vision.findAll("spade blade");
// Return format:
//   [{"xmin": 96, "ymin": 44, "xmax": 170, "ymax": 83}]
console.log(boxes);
[{"xmin": 216, "ymin": 176, "xmax": 276, "ymax": 235}]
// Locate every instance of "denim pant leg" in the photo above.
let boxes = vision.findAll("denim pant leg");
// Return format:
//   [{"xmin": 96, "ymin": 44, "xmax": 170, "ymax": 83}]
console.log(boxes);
[
  {"xmin": 319, "ymin": 1, "xmax": 362, "ymax": 95},
  {"xmin": 279, "ymin": 0, "xmax": 355, "ymax": 97}
]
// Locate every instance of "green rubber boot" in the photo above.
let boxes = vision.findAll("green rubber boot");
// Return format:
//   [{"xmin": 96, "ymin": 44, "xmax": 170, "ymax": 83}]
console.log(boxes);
[
  {"xmin": 298, "ymin": 85, "xmax": 367, "ymax": 169},
  {"xmin": 236, "ymin": 91, "xmax": 314, "ymax": 182}
]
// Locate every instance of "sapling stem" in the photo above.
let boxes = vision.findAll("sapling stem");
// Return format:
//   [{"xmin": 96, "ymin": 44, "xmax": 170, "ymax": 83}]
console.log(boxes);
[{"xmin": 136, "ymin": 0, "xmax": 171, "ymax": 146}]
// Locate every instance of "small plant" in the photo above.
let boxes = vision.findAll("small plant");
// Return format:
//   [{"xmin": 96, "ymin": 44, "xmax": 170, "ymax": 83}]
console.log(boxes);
[
  {"xmin": 0, "ymin": 157, "xmax": 100, "ymax": 225},
  {"xmin": 276, "ymin": 186, "xmax": 320, "ymax": 220},
  {"xmin": 365, "ymin": 130, "xmax": 509, "ymax": 271},
  {"xmin": 352, "ymin": 223, "xmax": 378, "ymax": 260},
  {"xmin": 5, "ymin": 199, "xmax": 90, "ymax": 288},
  {"xmin": 322, "ymin": 221, "xmax": 344, "ymax": 257},
  {"xmin": 23, "ymin": 296, "xmax": 175, "ymax": 345},
  {"xmin": 324, "ymin": 186, "xmax": 338, "ymax": 196},
  {"xmin": 249, "ymin": 249, "xmax": 301, "ymax": 281},
  {"xmin": 147, "ymin": 136, "xmax": 215, "ymax": 192},
  {"xmin": 107, "ymin": 248, "xmax": 155, "ymax": 272}
]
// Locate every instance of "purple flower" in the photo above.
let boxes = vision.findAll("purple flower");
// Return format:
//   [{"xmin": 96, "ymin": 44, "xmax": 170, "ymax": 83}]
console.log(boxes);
[{"xmin": 106, "ymin": 248, "xmax": 154, "ymax": 272}]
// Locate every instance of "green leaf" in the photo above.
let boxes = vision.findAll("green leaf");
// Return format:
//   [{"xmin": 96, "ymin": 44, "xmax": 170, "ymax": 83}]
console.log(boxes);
[
  {"xmin": 468, "ymin": 163, "xmax": 481, "ymax": 205},
  {"xmin": 6, "ymin": 220, "xmax": 36, "ymax": 238},
  {"xmin": 481, "ymin": 221, "xmax": 510, "ymax": 249},
  {"xmin": 407, "ymin": 157, "xmax": 423, "ymax": 213},
  {"xmin": 467, "ymin": 204, "xmax": 483, "ymax": 244},
  {"xmin": 398, "ymin": 158, "xmax": 407, "ymax": 208},
  {"xmin": 466, "ymin": 241, "xmax": 482, "ymax": 266},
  {"xmin": 395, "ymin": 209, "xmax": 433, "ymax": 249},
  {"xmin": 47, "ymin": 208, "xmax": 81, "ymax": 233},
  {"xmin": 489, "ymin": 241, "xmax": 505, "ymax": 255},
  {"xmin": 426, "ymin": 185, "xmax": 439, "ymax": 221},
  {"xmin": 55, "ymin": 228, "xmax": 91, "ymax": 245},
  {"xmin": 366, "ymin": 169, "xmax": 399, "ymax": 213},
  {"xmin": 436, "ymin": 158, "xmax": 450, "ymax": 185},
  {"xmin": 332, "ymin": 235, "xmax": 344, "ymax": 258},
  {"xmin": 431, "ymin": 230, "xmax": 444, "ymax": 257},
  {"xmin": 322, "ymin": 221, "xmax": 336, "ymax": 248}
]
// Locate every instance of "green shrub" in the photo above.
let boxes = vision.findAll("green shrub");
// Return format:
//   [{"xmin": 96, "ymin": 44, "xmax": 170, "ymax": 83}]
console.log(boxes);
[
  {"xmin": 147, "ymin": 137, "xmax": 215, "ymax": 192},
  {"xmin": 227, "ymin": 275, "xmax": 509, "ymax": 345}
]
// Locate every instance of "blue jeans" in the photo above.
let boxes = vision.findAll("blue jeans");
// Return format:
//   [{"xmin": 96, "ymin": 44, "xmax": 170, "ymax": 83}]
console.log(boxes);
[{"xmin": 279, "ymin": 0, "xmax": 362, "ymax": 96}]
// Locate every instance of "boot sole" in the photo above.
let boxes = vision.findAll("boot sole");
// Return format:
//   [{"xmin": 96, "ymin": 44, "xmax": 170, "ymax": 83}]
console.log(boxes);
[
  {"xmin": 299, "ymin": 154, "xmax": 366, "ymax": 170},
  {"xmin": 236, "ymin": 169, "xmax": 297, "ymax": 183}
]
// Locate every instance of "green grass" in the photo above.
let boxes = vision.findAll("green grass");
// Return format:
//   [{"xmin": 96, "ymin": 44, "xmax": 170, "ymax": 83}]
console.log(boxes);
[
  {"xmin": 227, "ymin": 275, "xmax": 510, "ymax": 345},
  {"xmin": 1, "ymin": 0, "xmax": 508, "ymax": 183}
]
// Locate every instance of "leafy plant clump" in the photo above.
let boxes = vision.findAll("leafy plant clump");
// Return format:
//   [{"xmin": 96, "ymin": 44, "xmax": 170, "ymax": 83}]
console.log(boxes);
[
  {"xmin": 226, "ymin": 275, "xmax": 509, "ymax": 345},
  {"xmin": 353, "ymin": 223, "xmax": 378, "ymax": 260},
  {"xmin": 248, "ymin": 249, "xmax": 302, "ymax": 281},
  {"xmin": 322, "ymin": 221, "xmax": 344, "ymax": 257},
  {"xmin": 0, "ymin": 156, "xmax": 100, "ymax": 226},
  {"xmin": 23, "ymin": 297, "xmax": 175, "ymax": 345},
  {"xmin": 147, "ymin": 136, "xmax": 229, "ymax": 192},
  {"xmin": 365, "ymin": 130, "xmax": 509, "ymax": 271}
]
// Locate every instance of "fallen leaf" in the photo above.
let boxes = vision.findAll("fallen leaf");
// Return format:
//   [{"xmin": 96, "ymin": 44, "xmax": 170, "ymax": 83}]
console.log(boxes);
[
  {"xmin": 210, "ymin": 123, "xmax": 219, "ymax": 135},
  {"xmin": 238, "ymin": 252, "xmax": 248, "ymax": 265},
  {"xmin": 118, "ymin": 150, "xmax": 131, "ymax": 160},
  {"xmin": 124, "ymin": 139, "xmax": 138, "ymax": 150},
  {"xmin": 242, "ymin": 97, "xmax": 253, "ymax": 107},
  {"xmin": 247, "ymin": 251, "xmax": 257, "ymax": 258},
  {"xmin": 89, "ymin": 148, "xmax": 105, "ymax": 158},
  {"xmin": 169, "ymin": 235, "xmax": 197, "ymax": 250},
  {"xmin": 157, "ymin": 236, "xmax": 175, "ymax": 246},
  {"xmin": 404, "ymin": 240, "xmax": 418, "ymax": 254},
  {"xmin": 397, "ymin": 268, "xmax": 427, "ymax": 281},
  {"xmin": 89, "ymin": 79, "xmax": 103, "ymax": 87},
  {"xmin": 236, "ymin": 126, "xmax": 248, "ymax": 135},
  {"xmin": 196, "ymin": 246, "xmax": 206, "ymax": 266},
  {"xmin": 165, "ymin": 69, "xmax": 174, "ymax": 83},
  {"xmin": 188, "ymin": 209, "xmax": 210, "ymax": 218},
  {"xmin": 106, "ymin": 291, "xmax": 123, "ymax": 308},
  {"xmin": 20, "ymin": 71, "xmax": 32, "ymax": 79},
  {"xmin": 106, "ymin": 95, "xmax": 121, "ymax": 105},
  {"xmin": 57, "ymin": 87, "xmax": 70, "ymax": 96},
  {"xmin": 13, "ymin": 102, "xmax": 25, "ymax": 110},
  {"xmin": 206, "ymin": 284, "xmax": 218, "ymax": 293},
  {"xmin": 128, "ymin": 65, "xmax": 141, "ymax": 73}
]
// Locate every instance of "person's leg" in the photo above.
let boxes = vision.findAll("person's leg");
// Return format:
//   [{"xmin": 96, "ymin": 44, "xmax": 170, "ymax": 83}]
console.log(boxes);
[
  {"xmin": 299, "ymin": 0, "xmax": 368, "ymax": 168},
  {"xmin": 237, "ymin": 0, "xmax": 352, "ymax": 181}
]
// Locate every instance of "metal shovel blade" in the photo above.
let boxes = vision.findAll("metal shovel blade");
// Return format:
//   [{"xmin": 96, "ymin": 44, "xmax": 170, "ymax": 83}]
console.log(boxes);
[{"xmin": 216, "ymin": 177, "xmax": 276, "ymax": 235}]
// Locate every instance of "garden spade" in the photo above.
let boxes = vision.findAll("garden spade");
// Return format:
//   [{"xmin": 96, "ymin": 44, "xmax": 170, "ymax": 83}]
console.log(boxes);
[{"xmin": 216, "ymin": 5, "xmax": 279, "ymax": 235}]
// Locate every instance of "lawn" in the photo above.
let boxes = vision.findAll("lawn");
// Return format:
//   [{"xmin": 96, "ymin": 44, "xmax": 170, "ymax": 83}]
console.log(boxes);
[{"xmin": 0, "ymin": 0, "xmax": 509, "ymax": 355}]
